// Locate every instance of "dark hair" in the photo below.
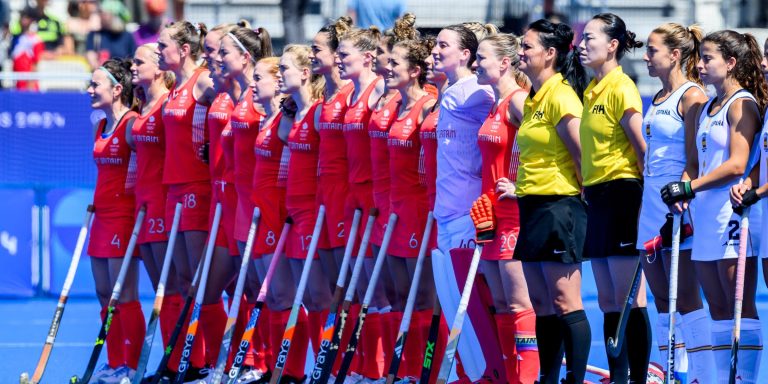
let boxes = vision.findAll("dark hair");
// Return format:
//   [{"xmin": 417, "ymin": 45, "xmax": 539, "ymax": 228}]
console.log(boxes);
[
  {"xmin": 101, "ymin": 57, "xmax": 135, "ymax": 107},
  {"xmin": 651, "ymin": 23, "xmax": 703, "ymax": 85},
  {"xmin": 527, "ymin": 19, "xmax": 588, "ymax": 96},
  {"xmin": 227, "ymin": 26, "xmax": 273, "ymax": 62},
  {"xmin": 318, "ymin": 16, "xmax": 353, "ymax": 52},
  {"xmin": 165, "ymin": 21, "xmax": 207, "ymax": 61},
  {"xmin": 591, "ymin": 13, "xmax": 643, "ymax": 60},
  {"xmin": 441, "ymin": 24, "xmax": 479, "ymax": 67},
  {"xmin": 703, "ymin": 30, "xmax": 768, "ymax": 114}
]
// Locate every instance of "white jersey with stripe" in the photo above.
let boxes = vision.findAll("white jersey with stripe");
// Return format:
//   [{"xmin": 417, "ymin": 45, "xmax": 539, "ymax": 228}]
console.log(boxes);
[
  {"xmin": 690, "ymin": 90, "xmax": 762, "ymax": 261},
  {"xmin": 643, "ymin": 82, "xmax": 701, "ymax": 178}
]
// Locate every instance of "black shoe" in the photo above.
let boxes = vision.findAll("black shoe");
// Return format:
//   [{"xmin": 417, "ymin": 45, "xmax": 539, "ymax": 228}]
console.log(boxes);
[{"xmin": 279, "ymin": 374, "xmax": 307, "ymax": 384}]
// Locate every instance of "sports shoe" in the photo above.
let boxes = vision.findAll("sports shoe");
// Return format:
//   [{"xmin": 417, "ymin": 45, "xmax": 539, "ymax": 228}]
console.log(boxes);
[
  {"xmin": 98, "ymin": 365, "xmax": 136, "ymax": 384},
  {"xmin": 90, "ymin": 363, "xmax": 117, "ymax": 383},
  {"xmin": 237, "ymin": 368, "xmax": 269, "ymax": 383}
]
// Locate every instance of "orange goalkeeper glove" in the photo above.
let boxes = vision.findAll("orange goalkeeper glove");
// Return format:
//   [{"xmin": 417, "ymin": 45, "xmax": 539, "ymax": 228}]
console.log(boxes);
[{"xmin": 470, "ymin": 194, "xmax": 495, "ymax": 243}]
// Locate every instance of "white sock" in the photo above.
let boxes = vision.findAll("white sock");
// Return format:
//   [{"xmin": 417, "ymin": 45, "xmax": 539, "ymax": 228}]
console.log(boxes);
[
  {"xmin": 681, "ymin": 309, "xmax": 715, "ymax": 383},
  {"xmin": 711, "ymin": 319, "xmax": 733, "ymax": 384},
  {"xmin": 656, "ymin": 312, "xmax": 689, "ymax": 381},
  {"xmin": 736, "ymin": 318, "xmax": 763, "ymax": 384}
]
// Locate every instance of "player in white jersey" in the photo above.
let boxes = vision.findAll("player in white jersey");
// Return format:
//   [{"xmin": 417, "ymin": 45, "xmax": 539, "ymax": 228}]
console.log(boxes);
[
  {"xmin": 661, "ymin": 30, "xmax": 768, "ymax": 383},
  {"xmin": 640, "ymin": 23, "xmax": 712, "ymax": 382}
]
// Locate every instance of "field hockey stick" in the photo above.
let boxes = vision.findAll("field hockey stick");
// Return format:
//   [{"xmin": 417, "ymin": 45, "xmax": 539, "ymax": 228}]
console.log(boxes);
[
  {"xmin": 335, "ymin": 212, "xmax": 399, "ymax": 382},
  {"xmin": 70, "ymin": 206, "xmax": 146, "ymax": 384},
  {"xmin": 269, "ymin": 205, "xmax": 327, "ymax": 384},
  {"xmin": 419, "ymin": 296, "xmax": 442, "ymax": 383},
  {"xmin": 561, "ymin": 359, "xmax": 611, "ymax": 381},
  {"xmin": 124, "ymin": 202, "xmax": 183, "ymax": 384},
  {"xmin": 607, "ymin": 254, "xmax": 644, "ymax": 358},
  {"xmin": 172, "ymin": 202, "xmax": 223, "ymax": 384},
  {"xmin": 666, "ymin": 213, "xmax": 681, "ymax": 383},
  {"xmin": 729, "ymin": 206, "xmax": 750, "ymax": 384},
  {"xmin": 386, "ymin": 211, "xmax": 434, "ymax": 383},
  {"xmin": 224, "ymin": 217, "xmax": 293, "ymax": 384},
  {"xmin": 207, "ymin": 207, "xmax": 260, "ymax": 383},
  {"xmin": 307, "ymin": 208, "xmax": 363, "ymax": 383},
  {"xmin": 147, "ymin": 230, "xmax": 208, "ymax": 384},
  {"xmin": 19, "ymin": 205, "xmax": 94, "ymax": 384},
  {"xmin": 435, "ymin": 244, "xmax": 484, "ymax": 384},
  {"xmin": 310, "ymin": 208, "xmax": 379, "ymax": 384}
]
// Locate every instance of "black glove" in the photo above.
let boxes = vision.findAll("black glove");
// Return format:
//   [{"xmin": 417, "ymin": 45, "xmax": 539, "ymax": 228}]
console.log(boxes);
[
  {"xmin": 733, "ymin": 189, "xmax": 761, "ymax": 215},
  {"xmin": 660, "ymin": 181, "xmax": 694, "ymax": 205},
  {"xmin": 659, "ymin": 213, "xmax": 693, "ymax": 248}
]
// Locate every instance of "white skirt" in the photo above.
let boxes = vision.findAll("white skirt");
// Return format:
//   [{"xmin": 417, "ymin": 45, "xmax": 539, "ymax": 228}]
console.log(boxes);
[{"xmin": 690, "ymin": 185, "xmax": 762, "ymax": 261}]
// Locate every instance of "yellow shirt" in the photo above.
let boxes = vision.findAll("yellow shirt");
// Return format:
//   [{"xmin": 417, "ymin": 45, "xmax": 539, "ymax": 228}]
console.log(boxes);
[
  {"xmin": 516, "ymin": 73, "xmax": 582, "ymax": 197},
  {"xmin": 580, "ymin": 66, "xmax": 643, "ymax": 186}
]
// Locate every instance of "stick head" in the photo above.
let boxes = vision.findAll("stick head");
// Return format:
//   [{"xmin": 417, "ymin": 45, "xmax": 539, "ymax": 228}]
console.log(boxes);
[
  {"xmin": 606, "ymin": 337, "xmax": 621, "ymax": 358},
  {"xmin": 19, "ymin": 372, "xmax": 29, "ymax": 384}
]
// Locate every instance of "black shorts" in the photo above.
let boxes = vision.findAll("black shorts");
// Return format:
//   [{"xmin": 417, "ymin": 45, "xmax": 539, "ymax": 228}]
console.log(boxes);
[
  {"xmin": 583, "ymin": 178, "xmax": 642, "ymax": 258},
  {"xmin": 514, "ymin": 194, "xmax": 587, "ymax": 264}
]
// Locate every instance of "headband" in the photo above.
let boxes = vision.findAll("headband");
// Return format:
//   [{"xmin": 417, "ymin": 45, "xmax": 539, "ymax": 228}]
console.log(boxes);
[
  {"xmin": 227, "ymin": 32, "xmax": 255, "ymax": 62},
  {"xmin": 98, "ymin": 66, "xmax": 119, "ymax": 85}
]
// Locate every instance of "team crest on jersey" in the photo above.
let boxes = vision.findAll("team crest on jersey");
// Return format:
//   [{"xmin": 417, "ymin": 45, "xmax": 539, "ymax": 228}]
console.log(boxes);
[
  {"xmin": 302, "ymin": 122, "xmax": 308, "ymax": 130},
  {"xmin": 383, "ymin": 110, "xmax": 390, "ymax": 117},
  {"xmin": 495, "ymin": 113, "xmax": 501, "ymax": 121},
  {"xmin": 645, "ymin": 123, "xmax": 651, "ymax": 137},
  {"xmin": 701, "ymin": 133, "xmax": 708, "ymax": 152},
  {"xmin": 763, "ymin": 132, "xmax": 768, "ymax": 151},
  {"xmin": 112, "ymin": 137, "xmax": 119, "ymax": 144},
  {"xmin": 182, "ymin": 89, "xmax": 188, "ymax": 96},
  {"xmin": 406, "ymin": 118, "xmax": 413, "ymax": 126}
]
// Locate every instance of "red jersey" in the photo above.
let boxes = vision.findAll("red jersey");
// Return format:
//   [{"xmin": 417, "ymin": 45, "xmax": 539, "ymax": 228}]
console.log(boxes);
[
  {"xmin": 343, "ymin": 80, "xmax": 379, "ymax": 184},
  {"xmin": 368, "ymin": 93, "xmax": 401, "ymax": 194},
  {"xmin": 318, "ymin": 82, "xmax": 355, "ymax": 180},
  {"xmin": 232, "ymin": 89, "xmax": 264, "ymax": 188},
  {"xmin": 221, "ymin": 125, "xmax": 235, "ymax": 184},
  {"xmin": 132, "ymin": 94, "xmax": 168, "ymax": 199},
  {"xmin": 93, "ymin": 111, "xmax": 139, "ymax": 215},
  {"xmin": 419, "ymin": 107, "xmax": 439, "ymax": 209},
  {"xmin": 253, "ymin": 111, "xmax": 288, "ymax": 191},
  {"xmin": 207, "ymin": 92, "xmax": 234, "ymax": 183},
  {"xmin": 477, "ymin": 93, "xmax": 520, "ymax": 220},
  {"xmin": 162, "ymin": 69, "xmax": 210, "ymax": 185},
  {"xmin": 286, "ymin": 101, "xmax": 322, "ymax": 198},
  {"xmin": 388, "ymin": 95, "xmax": 434, "ymax": 202}
]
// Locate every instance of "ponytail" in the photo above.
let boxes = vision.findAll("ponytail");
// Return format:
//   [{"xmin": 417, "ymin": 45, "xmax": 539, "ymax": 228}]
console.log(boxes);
[
  {"xmin": 651, "ymin": 23, "xmax": 704, "ymax": 85},
  {"xmin": 527, "ymin": 19, "xmax": 588, "ymax": 96}
]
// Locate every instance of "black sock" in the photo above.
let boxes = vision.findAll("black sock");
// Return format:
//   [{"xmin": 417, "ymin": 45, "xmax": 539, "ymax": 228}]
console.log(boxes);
[
  {"xmin": 536, "ymin": 314, "xmax": 564, "ymax": 384},
  {"xmin": 603, "ymin": 311, "xmax": 629, "ymax": 383},
  {"xmin": 627, "ymin": 307, "xmax": 651, "ymax": 384},
  {"xmin": 561, "ymin": 310, "xmax": 591, "ymax": 384}
]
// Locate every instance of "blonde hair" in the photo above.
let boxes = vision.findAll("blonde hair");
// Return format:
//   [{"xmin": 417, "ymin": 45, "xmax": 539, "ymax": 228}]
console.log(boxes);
[
  {"xmin": 318, "ymin": 16, "xmax": 354, "ymax": 51},
  {"xmin": 138, "ymin": 43, "xmax": 175, "ymax": 89},
  {"xmin": 283, "ymin": 44, "xmax": 325, "ymax": 101},
  {"xmin": 462, "ymin": 21, "xmax": 499, "ymax": 41},
  {"xmin": 340, "ymin": 26, "xmax": 382, "ymax": 52},
  {"xmin": 651, "ymin": 23, "xmax": 704, "ymax": 85},
  {"xmin": 480, "ymin": 34, "xmax": 530, "ymax": 89},
  {"xmin": 384, "ymin": 13, "xmax": 418, "ymax": 49}
]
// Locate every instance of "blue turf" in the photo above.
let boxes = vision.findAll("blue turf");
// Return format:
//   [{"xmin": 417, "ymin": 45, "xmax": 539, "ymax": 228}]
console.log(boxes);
[{"xmin": 5, "ymin": 297, "xmax": 768, "ymax": 383}]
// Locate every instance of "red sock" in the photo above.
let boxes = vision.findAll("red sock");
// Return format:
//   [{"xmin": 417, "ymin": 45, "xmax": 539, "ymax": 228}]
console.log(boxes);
[
  {"xmin": 102, "ymin": 305, "xmax": 126, "ymax": 368},
  {"xmin": 513, "ymin": 309, "xmax": 539, "ymax": 384},
  {"xmin": 159, "ymin": 294, "xmax": 183, "ymax": 347},
  {"xmin": 119, "ymin": 301, "xmax": 146, "ymax": 369},
  {"xmin": 270, "ymin": 309, "xmax": 309, "ymax": 379},
  {"xmin": 168, "ymin": 299, "xmax": 206, "ymax": 372},
  {"xmin": 400, "ymin": 310, "xmax": 430, "ymax": 378},
  {"xmin": 200, "ymin": 300, "xmax": 228, "ymax": 367},
  {"xmin": 356, "ymin": 311, "xmax": 383, "ymax": 378},
  {"xmin": 333, "ymin": 304, "xmax": 360, "ymax": 375},
  {"xmin": 380, "ymin": 311, "xmax": 401, "ymax": 375},
  {"xmin": 228, "ymin": 298, "xmax": 253, "ymax": 369},
  {"xmin": 257, "ymin": 306, "xmax": 273, "ymax": 368},
  {"xmin": 307, "ymin": 309, "xmax": 328, "ymax": 356}
]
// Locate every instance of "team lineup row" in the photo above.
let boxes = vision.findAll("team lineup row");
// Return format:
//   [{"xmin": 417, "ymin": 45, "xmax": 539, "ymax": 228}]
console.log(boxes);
[{"xmin": 25, "ymin": 9, "xmax": 768, "ymax": 384}]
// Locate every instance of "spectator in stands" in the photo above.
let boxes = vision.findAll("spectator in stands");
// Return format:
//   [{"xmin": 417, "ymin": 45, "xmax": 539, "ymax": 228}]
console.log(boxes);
[
  {"xmin": 86, "ymin": 0, "xmax": 135, "ymax": 69},
  {"xmin": 133, "ymin": 0, "xmax": 166, "ymax": 46},
  {"xmin": 10, "ymin": 6, "xmax": 44, "ymax": 90},
  {"xmin": 66, "ymin": 0, "xmax": 100, "ymax": 54},
  {"xmin": 10, "ymin": 0, "xmax": 73, "ymax": 57},
  {"xmin": 281, "ymin": 0, "xmax": 307, "ymax": 44},
  {"xmin": 346, "ymin": 0, "xmax": 405, "ymax": 30}
]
